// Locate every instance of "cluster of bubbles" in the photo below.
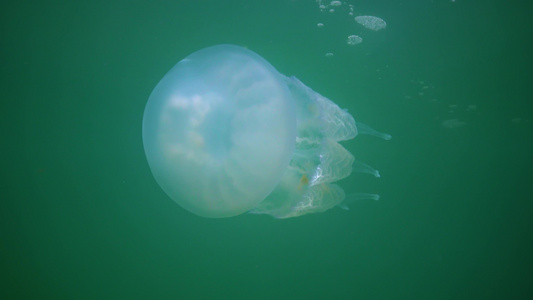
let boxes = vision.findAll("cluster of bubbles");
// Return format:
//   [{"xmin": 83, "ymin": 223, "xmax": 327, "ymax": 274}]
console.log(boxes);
[
  {"xmin": 355, "ymin": 16, "xmax": 387, "ymax": 31},
  {"xmin": 315, "ymin": 0, "xmax": 386, "ymax": 56},
  {"xmin": 403, "ymin": 79, "xmax": 481, "ymax": 129},
  {"xmin": 408, "ymin": 80, "xmax": 528, "ymax": 127},
  {"xmin": 317, "ymin": 0, "xmax": 351, "ymax": 14}
]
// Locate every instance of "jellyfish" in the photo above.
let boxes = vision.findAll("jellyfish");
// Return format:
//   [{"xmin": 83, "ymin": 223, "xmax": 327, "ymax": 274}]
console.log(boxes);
[{"xmin": 143, "ymin": 44, "xmax": 390, "ymax": 218}]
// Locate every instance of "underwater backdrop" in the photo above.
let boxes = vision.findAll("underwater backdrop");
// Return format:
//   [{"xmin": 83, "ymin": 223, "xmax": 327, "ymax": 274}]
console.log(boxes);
[{"xmin": 2, "ymin": 0, "xmax": 532, "ymax": 299}]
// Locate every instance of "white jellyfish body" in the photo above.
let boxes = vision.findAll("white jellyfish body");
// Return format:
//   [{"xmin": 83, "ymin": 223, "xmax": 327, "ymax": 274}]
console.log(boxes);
[{"xmin": 143, "ymin": 44, "xmax": 389, "ymax": 218}]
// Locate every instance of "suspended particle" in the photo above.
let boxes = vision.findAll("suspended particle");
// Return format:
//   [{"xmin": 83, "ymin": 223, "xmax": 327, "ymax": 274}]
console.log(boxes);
[
  {"xmin": 466, "ymin": 105, "xmax": 477, "ymax": 111},
  {"xmin": 317, "ymin": 23, "xmax": 324, "ymax": 28},
  {"xmin": 329, "ymin": 1, "xmax": 342, "ymax": 6},
  {"xmin": 441, "ymin": 119, "xmax": 466, "ymax": 128},
  {"xmin": 355, "ymin": 16, "xmax": 387, "ymax": 31}
]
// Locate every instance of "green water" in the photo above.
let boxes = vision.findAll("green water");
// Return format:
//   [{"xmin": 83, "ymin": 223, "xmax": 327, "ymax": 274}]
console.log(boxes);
[{"xmin": 2, "ymin": 0, "xmax": 532, "ymax": 299}]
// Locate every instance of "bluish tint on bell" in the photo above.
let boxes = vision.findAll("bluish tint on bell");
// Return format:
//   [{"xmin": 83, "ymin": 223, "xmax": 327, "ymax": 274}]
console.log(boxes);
[{"xmin": 143, "ymin": 44, "xmax": 390, "ymax": 218}]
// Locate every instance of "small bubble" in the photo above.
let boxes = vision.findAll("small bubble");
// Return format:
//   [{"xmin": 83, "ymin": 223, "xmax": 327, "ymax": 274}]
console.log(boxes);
[
  {"xmin": 442, "ymin": 119, "xmax": 466, "ymax": 128},
  {"xmin": 347, "ymin": 35, "xmax": 363, "ymax": 45},
  {"xmin": 466, "ymin": 104, "xmax": 477, "ymax": 111}
]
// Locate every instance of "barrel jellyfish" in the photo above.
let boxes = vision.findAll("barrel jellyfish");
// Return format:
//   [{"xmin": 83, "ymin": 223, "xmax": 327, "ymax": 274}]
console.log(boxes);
[{"xmin": 143, "ymin": 44, "xmax": 390, "ymax": 219}]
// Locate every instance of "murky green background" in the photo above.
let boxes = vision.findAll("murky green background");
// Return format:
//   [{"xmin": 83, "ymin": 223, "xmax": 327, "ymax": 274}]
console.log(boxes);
[{"xmin": 2, "ymin": 0, "xmax": 532, "ymax": 299}]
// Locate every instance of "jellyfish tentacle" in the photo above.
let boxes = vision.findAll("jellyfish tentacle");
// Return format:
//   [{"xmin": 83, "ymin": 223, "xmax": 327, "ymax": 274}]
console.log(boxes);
[
  {"xmin": 353, "ymin": 160, "xmax": 380, "ymax": 178},
  {"xmin": 336, "ymin": 193, "xmax": 380, "ymax": 211},
  {"xmin": 347, "ymin": 192, "xmax": 380, "ymax": 201},
  {"xmin": 355, "ymin": 122, "xmax": 392, "ymax": 140}
]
